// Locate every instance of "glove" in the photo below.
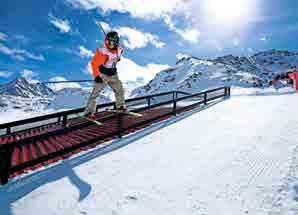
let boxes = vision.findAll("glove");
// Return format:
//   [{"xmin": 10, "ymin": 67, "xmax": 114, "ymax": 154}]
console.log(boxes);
[{"xmin": 94, "ymin": 76, "xmax": 103, "ymax": 83}]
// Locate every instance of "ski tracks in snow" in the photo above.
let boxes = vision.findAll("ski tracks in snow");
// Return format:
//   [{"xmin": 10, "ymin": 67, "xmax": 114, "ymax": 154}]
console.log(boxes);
[
  {"xmin": 263, "ymin": 124, "xmax": 298, "ymax": 215},
  {"xmin": 185, "ymin": 93, "xmax": 298, "ymax": 215}
]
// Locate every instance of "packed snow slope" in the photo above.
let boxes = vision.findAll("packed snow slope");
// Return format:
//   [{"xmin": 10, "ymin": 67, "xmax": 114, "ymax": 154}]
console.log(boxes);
[{"xmin": 0, "ymin": 88, "xmax": 297, "ymax": 215}]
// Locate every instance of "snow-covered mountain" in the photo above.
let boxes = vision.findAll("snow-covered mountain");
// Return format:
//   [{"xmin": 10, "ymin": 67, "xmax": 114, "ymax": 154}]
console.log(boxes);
[
  {"xmin": 99, "ymin": 79, "xmax": 145, "ymax": 100},
  {"xmin": 213, "ymin": 49, "xmax": 298, "ymax": 83},
  {"xmin": 0, "ymin": 78, "xmax": 56, "ymax": 116},
  {"xmin": 0, "ymin": 77, "xmax": 54, "ymax": 98},
  {"xmin": 0, "ymin": 76, "xmax": 143, "ymax": 114},
  {"xmin": 48, "ymin": 78, "xmax": 145, "ymax": 110},
  {"xmin": 0, "ymin": 94, "xmax": 50, "ymax": 112},
  {"xmin": 131, "ymin": 49, "xmax": 298, "ymax": 97},
  {"xmin": 48, "ymin": 87, "xmax": 110, "ymax": 110}
]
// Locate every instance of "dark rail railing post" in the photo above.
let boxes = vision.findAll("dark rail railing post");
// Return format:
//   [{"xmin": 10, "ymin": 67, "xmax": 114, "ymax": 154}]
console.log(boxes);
[
  {"xmin": 175, "ymin": 91, "xmax": 178, "ymax": 99},
  {"xmin": 173, "ymin": 91, "xmax": 177, "ymax": 116},
  {"xmin": 0, "ymin": 146, "xmax": 12, "ymax": 185},
  {"xmin": 204, "ymin": 93, "xmax": 207, "ymax": 105},
  {"xmin": 62, "ymin": 115, "xmax": 68, "ymax": 127},
  {"xmin": 147, "ymin": 97, "xmax": 151, "ymax": 106},
  {"xmin": 173, "ymin": 99, "xmax": 177, "ymax": 116},
  {"xmin": 117, "ymin": 113, "xmax": 123, "ymax": 138},
  {"xmin": 224, "ymin": 87, "xmax": 231, "ymax": 98},
  {"xmin": 7, "ymin": 127, "xmax": 11, "ymax": 135}
]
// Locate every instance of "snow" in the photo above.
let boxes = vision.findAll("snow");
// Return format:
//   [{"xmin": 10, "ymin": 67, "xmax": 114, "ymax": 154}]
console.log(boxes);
[
  {"xmin": 1, "ymin": 88, "xmax": 297, "ymax": 215},
  {"xmin": 0, "ymin": 109, "xmax": 54, "ymax": 124},
  {"xmin": 0, "ymin": 95, "xmax": 55, "ymax": 124},
  {"xmin": 48, "ymin": 87, "xmax": 110, "ymax": 111}
]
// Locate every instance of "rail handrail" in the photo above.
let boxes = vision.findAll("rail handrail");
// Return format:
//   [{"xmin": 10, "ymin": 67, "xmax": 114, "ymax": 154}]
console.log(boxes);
[{"xmin": 0, "ymin": 90, "xmax": 178, "ymax": 135}]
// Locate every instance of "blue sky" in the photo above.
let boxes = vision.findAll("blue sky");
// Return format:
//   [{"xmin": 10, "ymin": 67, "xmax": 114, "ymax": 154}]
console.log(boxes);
[{"xmin": 0, "ymin": 0, "xmax": 298, "ymax": 84}]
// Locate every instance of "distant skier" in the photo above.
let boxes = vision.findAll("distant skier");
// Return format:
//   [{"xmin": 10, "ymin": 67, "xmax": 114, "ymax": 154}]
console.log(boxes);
[
  {"xmin": 270, "ymin": 72, "xmax": 293, "ymax": 85},
  {"xmin": 269, "ymin": 68, "xmax": 298, "ymax": 92},
  {"xmin": 85, "ymin": 31, "xmax": 126, "ymax": 119}
]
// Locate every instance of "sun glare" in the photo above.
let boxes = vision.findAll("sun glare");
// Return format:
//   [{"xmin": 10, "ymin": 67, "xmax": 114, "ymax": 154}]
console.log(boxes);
[{"xmin": 206, "ymin": 0, "xmax": 254, "ymax": 25}]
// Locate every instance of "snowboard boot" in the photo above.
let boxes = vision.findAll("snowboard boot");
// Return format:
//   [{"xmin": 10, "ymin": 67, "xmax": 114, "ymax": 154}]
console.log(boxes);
[
  {"xmin": 84, "ymin": 112, "xmax": 96, "ymax": 120},
  {"xmin": 116, "ymin": 105, "xmax": 127, "ymax": 113}
]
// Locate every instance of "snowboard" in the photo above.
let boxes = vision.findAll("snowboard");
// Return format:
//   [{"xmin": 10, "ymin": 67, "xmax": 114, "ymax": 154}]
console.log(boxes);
[{"xmin": 105, "ymin": 109, "xmax": 143, "ymax": 117}]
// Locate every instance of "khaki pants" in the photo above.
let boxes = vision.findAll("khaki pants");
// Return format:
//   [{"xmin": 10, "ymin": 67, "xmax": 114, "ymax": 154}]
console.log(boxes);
[{"xmin": 85, "ymin": 73, "xmax": 125, "ymax": 114}]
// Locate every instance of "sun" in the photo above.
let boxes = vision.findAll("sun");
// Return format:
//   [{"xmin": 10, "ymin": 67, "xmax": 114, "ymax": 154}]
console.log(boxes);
[{"xmin": 205, "ymin": 0, "xmax": 254, "ymax": 25}]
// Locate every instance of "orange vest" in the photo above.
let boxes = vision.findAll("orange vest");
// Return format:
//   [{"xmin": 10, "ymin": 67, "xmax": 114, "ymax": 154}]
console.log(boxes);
[{"xmin": 91, "ymin": 48, "xmax": 108, "ymax": 78}]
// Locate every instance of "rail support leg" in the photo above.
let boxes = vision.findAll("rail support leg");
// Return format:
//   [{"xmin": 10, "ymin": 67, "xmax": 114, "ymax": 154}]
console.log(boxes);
[
  {"xmin": 0, "ymin": 146, "xmax": 11, "ymax": 185},
  {"xmin": 224, "ymin": 87, "xmax": 231, "ymax": 98},
  {"xmin": 117, "ymin": 113, "xmax": 123, "ymax": 138},
  {"xmin": 62, "ymin": 115, "xmax": 68, "ymax": 127},
  {"xmin": 204, "ymin": 93, "xmax": 207, "ymax": 105},
  {"xmin": 173, "ymin": 100, "xmax": 177, "ymax": 116}
]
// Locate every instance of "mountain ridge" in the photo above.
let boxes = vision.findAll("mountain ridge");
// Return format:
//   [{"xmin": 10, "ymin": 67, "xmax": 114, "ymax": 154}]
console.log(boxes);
[{"xmin": 131, "ymin": 49, "xmax": 298, "ymax": 97}]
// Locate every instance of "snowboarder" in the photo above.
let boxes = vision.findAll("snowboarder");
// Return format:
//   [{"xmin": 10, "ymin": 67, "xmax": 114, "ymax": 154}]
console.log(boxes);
[{"xmin": 85, "ymin": 31, "xmax": 126, "ymax": 119}]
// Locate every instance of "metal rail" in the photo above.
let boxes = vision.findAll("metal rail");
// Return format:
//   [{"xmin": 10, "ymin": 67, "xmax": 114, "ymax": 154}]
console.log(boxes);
[{"xmin": 0, "ymin": 86, "xmax": 230, "ymax": 185}]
